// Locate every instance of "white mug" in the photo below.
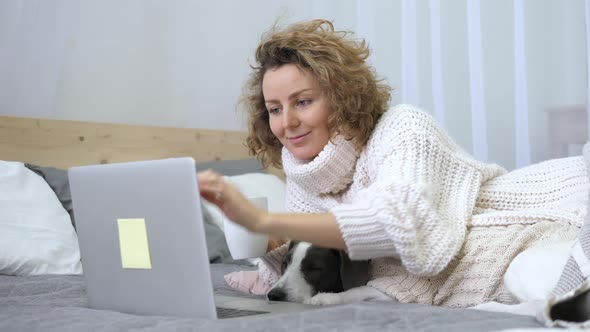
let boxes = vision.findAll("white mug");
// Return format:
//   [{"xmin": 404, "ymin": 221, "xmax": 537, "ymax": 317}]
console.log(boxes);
[{"xmin": 223, "ymin": 196, "xmax": 268, "ymax": 259}]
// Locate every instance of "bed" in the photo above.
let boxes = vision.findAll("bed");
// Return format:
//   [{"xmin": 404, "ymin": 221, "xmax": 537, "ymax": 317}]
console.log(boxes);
[{"xmin": 0, "ymin": 115, "xmax": 547, "ymax": 331}]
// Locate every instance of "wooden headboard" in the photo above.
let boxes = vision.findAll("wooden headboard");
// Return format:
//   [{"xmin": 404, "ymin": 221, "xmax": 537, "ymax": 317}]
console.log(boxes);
[{"xmin": 0, "ymin": 116, "xmax": 254, "ymax": 169}]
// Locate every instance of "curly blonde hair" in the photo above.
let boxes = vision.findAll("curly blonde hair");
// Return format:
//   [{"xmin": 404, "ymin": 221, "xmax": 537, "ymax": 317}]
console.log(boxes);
[{"xmin": 242, "ymin": 19, "xmax": 392, "ymax": 168}]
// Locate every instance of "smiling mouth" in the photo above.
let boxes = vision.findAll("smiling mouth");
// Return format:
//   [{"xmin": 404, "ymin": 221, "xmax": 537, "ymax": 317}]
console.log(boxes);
[{"xmin": 288, "ymin": 132, "xmax": 311, "ymax": 141}]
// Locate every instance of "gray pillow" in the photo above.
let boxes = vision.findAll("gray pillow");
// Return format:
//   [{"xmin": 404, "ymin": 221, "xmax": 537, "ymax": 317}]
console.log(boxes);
[
  {"xmin": 23, "ymin": 163, "xmax": 233, "ymax": 263},
  {"xmin": 25, "ymin": 163, "xmax": 76, "ymax": 229},
  {"xmin": 196, "ymin": 159, "xmax": 265, "ymax": 176},
  {"xmin": 201, "ymin": 204, "xmax": 232, "ymax": 263}
]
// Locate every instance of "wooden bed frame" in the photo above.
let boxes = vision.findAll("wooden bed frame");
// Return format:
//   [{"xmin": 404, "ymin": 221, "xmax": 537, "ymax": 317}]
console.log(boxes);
[{"xmin": 0, "ymin": 115, "xmax": 268, "ymax": 171}]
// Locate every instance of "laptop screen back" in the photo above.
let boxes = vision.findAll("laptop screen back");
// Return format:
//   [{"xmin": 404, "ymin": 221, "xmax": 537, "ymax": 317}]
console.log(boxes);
[{"xmin": 69, "ymin": 158, "xmax": 217, "ymax": 319}]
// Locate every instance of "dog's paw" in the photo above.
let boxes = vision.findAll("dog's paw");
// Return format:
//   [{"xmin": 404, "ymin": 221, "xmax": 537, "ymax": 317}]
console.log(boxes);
[{"xmin": 304, "ymin": 292, "xmax": 343, "ymax": 306}]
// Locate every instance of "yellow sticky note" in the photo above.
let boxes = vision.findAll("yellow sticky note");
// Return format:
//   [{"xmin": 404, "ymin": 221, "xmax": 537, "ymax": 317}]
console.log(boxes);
[{"xmin": 117, "ymin": 218, "xmax": 152, "ymax": 269}]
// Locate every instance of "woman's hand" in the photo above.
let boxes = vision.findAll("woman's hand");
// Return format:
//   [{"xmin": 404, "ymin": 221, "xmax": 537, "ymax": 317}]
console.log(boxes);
[
  {"xmin": 197, "ymin": 169, "xmax": 267, "ymax": 233},
  {"xmin": 198, "ymin": 170, "xmax": 345, "ymax": 251}
]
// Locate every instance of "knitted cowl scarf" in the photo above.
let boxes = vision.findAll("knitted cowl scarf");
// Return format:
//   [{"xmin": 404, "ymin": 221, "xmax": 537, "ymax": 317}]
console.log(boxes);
[{"xmin": 281, "ymin": 135, "xmax": 358, "ymax": 195}]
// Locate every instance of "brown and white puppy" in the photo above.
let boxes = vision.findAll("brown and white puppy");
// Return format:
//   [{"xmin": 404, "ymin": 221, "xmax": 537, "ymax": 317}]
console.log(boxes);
[{"xmin": 266, "ymin": 241, "xmax": 393, "ymax": 305}]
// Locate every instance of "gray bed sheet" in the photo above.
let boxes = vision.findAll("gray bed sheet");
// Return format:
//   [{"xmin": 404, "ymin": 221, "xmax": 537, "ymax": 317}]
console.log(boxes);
[{"xmin": 0, "ymin": 263, "xmax": 544, "ymax": 332}]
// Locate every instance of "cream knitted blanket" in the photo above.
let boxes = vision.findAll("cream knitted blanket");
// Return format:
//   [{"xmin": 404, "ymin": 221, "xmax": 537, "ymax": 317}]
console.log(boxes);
[{"xmin": 259, "ymin": 104, "xmax": 588, "ymax": 308}]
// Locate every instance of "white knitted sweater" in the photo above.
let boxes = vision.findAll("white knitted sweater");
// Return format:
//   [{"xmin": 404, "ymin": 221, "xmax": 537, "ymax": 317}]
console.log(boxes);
[{"xmin": 259, "ymin": 104, "xmax": 588, "ymax": 307}]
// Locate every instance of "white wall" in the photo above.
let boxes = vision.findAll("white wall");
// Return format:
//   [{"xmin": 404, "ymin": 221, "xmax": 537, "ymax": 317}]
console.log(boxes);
[
  {"xmin": 1, "ymin": 0, "xmax": 587, "ymax": 170},
  {"xmin": 55, "ymin": 0, "xmax": 315, "ymax": 130}
]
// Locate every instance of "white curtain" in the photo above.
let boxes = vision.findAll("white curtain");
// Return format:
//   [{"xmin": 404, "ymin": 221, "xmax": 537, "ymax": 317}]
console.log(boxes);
[
  {"xmin": 465, "ymin": 0, "xmax": 488, "ymax": 162},
  {"xmin": 356, "ymin": 0, "xmax": 588, "ymax": 170},
  {"xmin": 513, "ymin": 0, "xmax": 531, "ymax": 168},
  {"xmin": 586, "ymin": 0, "xmax": 590, "ymax": 141},
  {"xmin": 1, "ymin": 0, "xmax": 588, "ymax": 170}
]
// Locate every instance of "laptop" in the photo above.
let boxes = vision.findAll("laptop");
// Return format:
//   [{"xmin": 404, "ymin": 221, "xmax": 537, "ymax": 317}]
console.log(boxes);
[{"xmin": 68, "ymin": 157, "xmax": 313, "ymax": 319}]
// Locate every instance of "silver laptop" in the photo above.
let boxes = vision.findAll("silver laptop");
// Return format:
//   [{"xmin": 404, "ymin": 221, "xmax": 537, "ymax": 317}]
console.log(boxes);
[{"xmin": 68, "ymin": 157, "xmax": 312, "ymax": 319}]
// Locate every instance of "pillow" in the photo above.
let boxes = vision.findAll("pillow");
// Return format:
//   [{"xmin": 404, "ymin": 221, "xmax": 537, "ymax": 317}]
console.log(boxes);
[
  {"xmin": 202, "ymin": 204, "xmax": 232, "ymax": 263},
  {"xmin": 24, "ymin": 162, "xmax": 232, "ymax": 263},
  {"xmin": 504, "ymin": 141, "xmax": 590, "ymax": 302},
  {"xmin": 197, "ymin": 159, "xmax": 265, "ymax": 176},
  {"xmin": 504, "ymin": 240, "xmax": 573, "ymax": 302},
  {"xmin": 201, "ymin": 173, "xmax": 286, "ymax": 231},
  {"xmin": 0, "ymin": 161, "xmax": 82, "ymax": 275},
  {"xmin": 25, "ymin": 163, "xmax": 76, "ymax": 229}
]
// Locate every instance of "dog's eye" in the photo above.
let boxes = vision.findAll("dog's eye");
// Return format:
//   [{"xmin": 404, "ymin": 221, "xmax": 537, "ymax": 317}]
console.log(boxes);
[
  {"xmin": 281, "ymin": 258, "xmax": 291, "ymax": 273},
  {"xmin": 303, "ymin": 265, "xmax": 324, "ymax": 272},
  {"xmin": 281, "ymin": 252, "xmax": 293, "ymax": 273}
]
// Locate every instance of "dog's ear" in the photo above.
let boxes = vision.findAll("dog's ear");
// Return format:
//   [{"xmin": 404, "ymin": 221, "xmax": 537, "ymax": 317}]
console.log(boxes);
[
  {"xmin": 287, "ymin": 240, "xmax": 298, "ymax": 251},
  {"xmin": 339, "ymin": 251, "xmax": 369, "ymax": 291}
]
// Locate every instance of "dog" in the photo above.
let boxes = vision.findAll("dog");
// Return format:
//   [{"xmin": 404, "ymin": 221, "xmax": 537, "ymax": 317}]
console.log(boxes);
[{"xmin": 266, "ymin": 241, "xmax": 393, "ymax": 305}]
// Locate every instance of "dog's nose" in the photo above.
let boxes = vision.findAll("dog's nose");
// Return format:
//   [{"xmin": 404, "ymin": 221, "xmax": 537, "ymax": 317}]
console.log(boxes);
[{"xmin": 267, "ymin": 288, "xmax": 287, "ymax": 302}]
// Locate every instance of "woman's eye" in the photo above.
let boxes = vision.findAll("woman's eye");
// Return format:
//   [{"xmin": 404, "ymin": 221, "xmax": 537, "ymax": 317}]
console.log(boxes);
[
  {"xmin": 268, "ymin": 107, "xmax": 280, "ymax": 114},
  {"xmin": 296, "ymin": 99, "xmax": 311, "ymax": 107}
]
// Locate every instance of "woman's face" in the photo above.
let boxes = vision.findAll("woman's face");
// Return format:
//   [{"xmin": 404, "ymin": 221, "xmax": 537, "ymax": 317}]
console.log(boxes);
[{"xmin": 262, "ymin": 64, "xmax": 331, "ymax": 161}]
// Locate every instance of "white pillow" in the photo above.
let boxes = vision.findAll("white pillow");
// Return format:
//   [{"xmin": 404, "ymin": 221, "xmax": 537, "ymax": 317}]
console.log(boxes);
[
  {"xmin": 0, "ymin": 161, "xmax": 82, "ymax": 275},
  {"xmin": 202, "ymin": 173, "xmax": 286, "ymax": 231},
  {"xmin": 504, "ymin": 240, "xmax": 573, "ymax": 302}
]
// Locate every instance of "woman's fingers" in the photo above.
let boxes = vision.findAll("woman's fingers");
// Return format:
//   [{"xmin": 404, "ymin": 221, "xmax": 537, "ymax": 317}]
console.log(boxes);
[
  {"xmin": 197, "ymin": 169, "xmax": 226, "ymax": 205},
  {"xmin": 200, "ymin": 191, "xmax": 221, "ymax": 205},
  {"xmin": 197, "ymin": 169, "xmax": 265, "ymax": 232}
]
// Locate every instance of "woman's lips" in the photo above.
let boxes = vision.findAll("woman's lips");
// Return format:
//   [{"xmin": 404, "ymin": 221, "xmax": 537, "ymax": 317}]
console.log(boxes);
[{"xmin": 287, "ymin": 132, "xmax": 311, "ymax": 143}]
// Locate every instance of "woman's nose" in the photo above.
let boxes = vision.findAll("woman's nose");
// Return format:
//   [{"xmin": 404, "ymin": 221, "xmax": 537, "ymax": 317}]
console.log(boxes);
[{"xmin": 282, "ymin": 109, "xmax": 299, "ymax": 128}]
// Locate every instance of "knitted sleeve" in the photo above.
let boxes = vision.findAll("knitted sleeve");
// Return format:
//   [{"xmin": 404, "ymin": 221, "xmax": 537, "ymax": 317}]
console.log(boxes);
[{"xmin": 330, "ymin": 105, "xmax": 505, "ymax": 277}]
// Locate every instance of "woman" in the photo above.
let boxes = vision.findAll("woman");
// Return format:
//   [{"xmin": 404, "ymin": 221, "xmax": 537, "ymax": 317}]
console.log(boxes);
[{"xmin": 197, "ymin": 19, "xmax": 588, "ymax": 310}]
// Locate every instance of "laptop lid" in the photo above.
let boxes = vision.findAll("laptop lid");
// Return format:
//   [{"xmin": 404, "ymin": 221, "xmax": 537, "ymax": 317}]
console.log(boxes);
[{"xmin": 69, "ymin": 157, "xmax": 217, "ymax": 319}]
